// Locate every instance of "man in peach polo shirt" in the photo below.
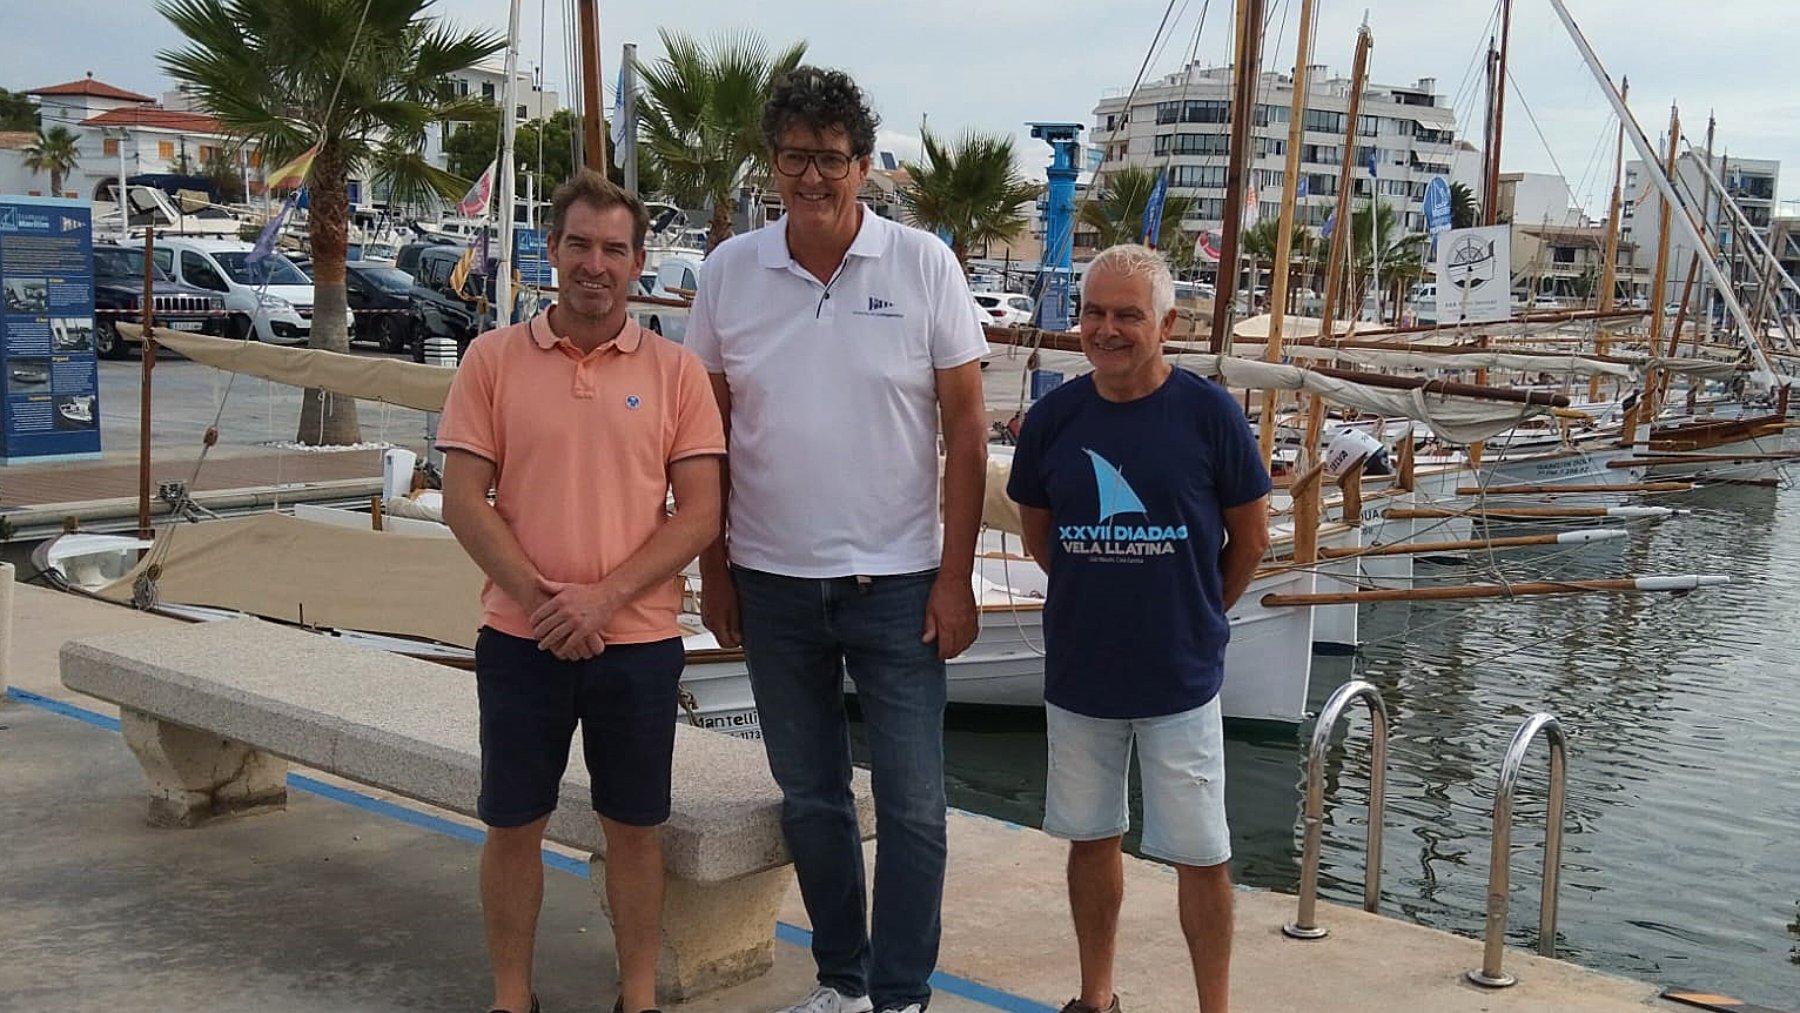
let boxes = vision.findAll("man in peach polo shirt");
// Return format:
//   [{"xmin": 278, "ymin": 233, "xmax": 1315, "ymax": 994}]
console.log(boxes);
[{"xmin": 439, "ymin": 170, "xmax": 725, "ymax": 1013}]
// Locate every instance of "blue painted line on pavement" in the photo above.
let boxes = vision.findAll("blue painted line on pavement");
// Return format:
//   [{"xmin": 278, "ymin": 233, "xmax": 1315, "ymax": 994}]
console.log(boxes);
[{"xmin": 14, "ymin": 687, "xmax": 1058, "ymax": 1012}]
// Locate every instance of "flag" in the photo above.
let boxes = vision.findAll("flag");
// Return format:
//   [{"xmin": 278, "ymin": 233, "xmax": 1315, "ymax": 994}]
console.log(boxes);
[
  {"xmin": 1365, "ymin": 148, "xmax": 1378, "ymax": 178},
  {"xmin": 457, "ymin": 161, "xmax": 496, "ymax": 218},
  {"xmin": 449, "ymin": 238, "xmax": 478, "ymax": 298},
  {"xmin": 1140, "ymin": 170, "xmax": 1169, "ymax": 247},
  {"xmin": 247, "ymin": 193, "xmax": 297, "ymax": 267},
  {"xmin": 1242, "ymin": 186, "xmax": 1260, "ymax": 229},
  {"xmin": 1322, "ymin": 209, "xmax": 1336, "ymax": 239},
  {"xmin": 1195, "ymin": 230, "xmax": 1222, "ymax": 263},
  {"xmin": 265, "ymin": 141, "xmax": 320, "ymax": 192},
  {"xmin": 1296, "ymin": 176, "xmax": 1309, "ymax": 200},
  {"xmin": 610, "ymin": 63, "xmax": 628, "ymax": 169}
]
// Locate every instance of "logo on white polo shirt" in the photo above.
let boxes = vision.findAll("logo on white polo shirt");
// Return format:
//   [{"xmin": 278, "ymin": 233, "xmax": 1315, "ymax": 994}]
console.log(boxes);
[
  {"xmin": 625, "ymin": 395, "xmax": 641, "ymax": 409},
  {"xmin": 854, "ymin": 294, "xmax": 903, "ymax": 319}
]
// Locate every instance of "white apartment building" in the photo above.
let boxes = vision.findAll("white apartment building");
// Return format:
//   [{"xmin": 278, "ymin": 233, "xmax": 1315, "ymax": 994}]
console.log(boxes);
[
  {"xmin": 443, "ymin": 60, "xmax": 560, "ymax": 123},
  {"xmin": 1622, "ymin": 152, "xmax": 1780, "ymax": 309},
  {"xmin": 1087, "ymin": 63, "xmax": 1468, "ymax": 257},
  {"xmin": 0, "ymin": 74, "xmax": 261, "ymax": 201}
]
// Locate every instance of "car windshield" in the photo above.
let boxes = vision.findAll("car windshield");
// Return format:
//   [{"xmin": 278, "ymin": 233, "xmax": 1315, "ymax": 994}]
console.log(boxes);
[
  {"xmin": 974, "ymin": 295, "xmax": 1001, "ymax": 307},
  {"xmin": 213, "ymin": 251, "xmax": 310, "ymax": 286},
  {"xmin": 359, "ymin": 266, "xmax": 416, "ymax": 293},
  {"xmin": 94, "ymin": 247, "xmax": 170, "ymax": 282}
]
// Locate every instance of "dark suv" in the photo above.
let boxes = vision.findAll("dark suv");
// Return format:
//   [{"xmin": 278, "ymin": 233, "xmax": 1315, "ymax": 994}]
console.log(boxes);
[
  {"xmin": 92, "ymin": 242, "xmax": 230, "ymax": 358},
  {"xmin": 395, "ymin": 241, "xmax": 495, "ymax": 361}
]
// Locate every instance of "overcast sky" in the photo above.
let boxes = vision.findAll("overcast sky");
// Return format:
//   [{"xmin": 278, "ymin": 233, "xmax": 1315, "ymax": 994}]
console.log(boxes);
[{"xmin": 9, "ymin": 0, "xmax": 1798, "ymax": 214}]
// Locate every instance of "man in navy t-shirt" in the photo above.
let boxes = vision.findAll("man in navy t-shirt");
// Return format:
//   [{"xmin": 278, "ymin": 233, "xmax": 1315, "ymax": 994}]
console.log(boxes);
[{"xmin": 1007, "ymin": 244, "xmax": 1271, "ymax": 1013}]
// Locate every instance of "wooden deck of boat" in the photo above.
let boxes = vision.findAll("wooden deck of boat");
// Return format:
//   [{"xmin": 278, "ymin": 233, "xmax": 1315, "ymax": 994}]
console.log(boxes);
[{"xmin": 0, "ymin": 448, "xmax": 385, "ymax": 511}]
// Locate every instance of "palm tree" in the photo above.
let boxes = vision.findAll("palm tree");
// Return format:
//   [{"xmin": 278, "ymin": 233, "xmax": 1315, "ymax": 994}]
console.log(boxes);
[
  {"xmin": 23, "ymin": 127, "xmax": 80, "ymax": 197},
  {"xmin": 1241, "ymin": 217, "xmax": 1316, "ymax": 312},
  {"xmin": 638, "ymin": 29, "xmax": 807, "ymax": 251},
  {"xmin": 898, "ymin": 127, "xmax": 1040, "ymax": 272},
  {"xmin": 1347, "ymin": 201, "xmax": 1428, "ymax": 323},
  {"xmin": 1450, "ymin": 180, "xmax": 1479, "ymax": 230},
  {"xmin": 160, "ymin": 0, "xmax": 503, "ymax": 445},
  {"xmin": 1077, "ymin": 165, "xmax": 1196, "ymax": 253}
]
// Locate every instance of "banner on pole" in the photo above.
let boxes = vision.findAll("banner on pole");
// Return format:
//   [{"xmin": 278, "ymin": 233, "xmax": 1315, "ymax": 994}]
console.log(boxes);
[{"xmin": 1434, "ymin": 225, "xmax": 1512, "ymax": 324}]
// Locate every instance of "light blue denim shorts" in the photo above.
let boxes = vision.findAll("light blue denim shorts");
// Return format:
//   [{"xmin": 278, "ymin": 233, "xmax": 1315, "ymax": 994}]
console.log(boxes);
[{"xmin": 1043, "ymin": 696, "xmax": 1231, "ymax": 867}]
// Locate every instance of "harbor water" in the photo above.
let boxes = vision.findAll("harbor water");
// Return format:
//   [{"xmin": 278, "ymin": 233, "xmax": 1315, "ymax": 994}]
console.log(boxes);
[{"xmin": 902, "ymin": 482, "xmax": 1800, "ymax": 1008}]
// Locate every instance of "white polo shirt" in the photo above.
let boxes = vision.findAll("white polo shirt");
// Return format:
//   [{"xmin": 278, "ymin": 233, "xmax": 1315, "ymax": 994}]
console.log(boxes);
[{"xmin": 686, "ymin": 207, "xmax": 987, "ymax": 578}]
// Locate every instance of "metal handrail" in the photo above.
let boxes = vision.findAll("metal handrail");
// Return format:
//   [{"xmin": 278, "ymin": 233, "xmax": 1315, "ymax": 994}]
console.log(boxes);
[
  {"xmin": 1283, "ymin": 680, "xmax": 1390, "ymax": 939},
  {"xmin": 1467, "ymin": 712, "xmax": 1569, "ymax": 988}
]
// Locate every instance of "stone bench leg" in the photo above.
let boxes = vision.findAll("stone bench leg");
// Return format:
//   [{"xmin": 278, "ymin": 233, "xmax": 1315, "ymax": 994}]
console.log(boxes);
[
  {"xmin": 119, "ymin": 708, "xmax": 288, "ymax": 828},
  {"xmin": 591, "ymin": 856, "xmax": 791, "ymax": 1003}
]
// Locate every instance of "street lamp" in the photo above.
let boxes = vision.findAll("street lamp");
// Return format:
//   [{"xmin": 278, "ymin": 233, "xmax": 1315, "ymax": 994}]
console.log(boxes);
[{"xmin": 105, "ymin": 126, "xmax": 131, "ymax": 240}]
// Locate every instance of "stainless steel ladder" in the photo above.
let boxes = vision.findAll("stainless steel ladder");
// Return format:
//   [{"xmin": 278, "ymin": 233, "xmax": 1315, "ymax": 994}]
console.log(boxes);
[
  {"xmin": 1467, "ymin": 712, "xmax": 1569, "ymax": 988},
  {"xmin": 1283, "ymin": 679, "xmax": 1390, "ymax": 939}
]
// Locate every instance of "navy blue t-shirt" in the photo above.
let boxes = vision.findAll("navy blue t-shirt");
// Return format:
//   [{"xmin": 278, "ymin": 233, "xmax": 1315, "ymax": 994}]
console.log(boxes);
[{"xmin": 1006, "ymin": 368, "xmax": 1272, "ymax": 719}]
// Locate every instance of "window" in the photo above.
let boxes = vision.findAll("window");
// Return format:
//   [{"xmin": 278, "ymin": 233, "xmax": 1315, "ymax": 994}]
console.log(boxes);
[
  {"xmin": 102, "ymin": 138, "xmax": 119, "ymax": 157},
  {"xmin": 1303, "ymin": 110, "xmax": 1345, "ymax": 134},
  {"xmin": 1106, "ymin": 114, "xmax": 1117, "ymax": 132},
  {"xmin": 1156, "ymin": 101, "xmax": 1180, "ymax": 125},
  {"xmin": 1255, "ymin": 104, "xmax": 1289, "ymax": 127},
  {"xmin": 517, "ymin": 105, "xmax": 528, "ymax": 119},
  {"xmin": 1358, "ymin": 115, "xmax": 1379, "ymax": 137},
  {"xmin": 1251, "ymin": 169, "xmax": 1285, "ymax": 190},
  {"xmin": 1170, "ymin": 164, "xmax": 1228, "ymax": 189},
  {"xmin": 481, "ymin": 81, "xmax": 496, "ymax": 100},
  {"xmin": 181, "ymin": 251, "xmax": 229, "ymax": 291},
  {"xmin": 1301, "ymin": 144, "xmax": 1341, "ymax": 165},
  {"xmin": 1182, "ymin": 100, "xmax": 1230, "ymax": 124},
  {"xmin": 249, "ymin": 150, "xmax": 262, "ymax": 168},
  {"xmin": 1553, "ymin": 246, "xmax": 1577, "ymax": 265},
  {"xmin": 158, "ymin": 141, "xmax": 174, "ymax": 159},
  {"xmin": 198, "ymin": 145, "xmax": 214, "ymax": 162},
  {"xmin": 152, "ymin": 249, "xmax": 174, "ymax": 273},
  {"xmin": 1160, "ymin": 132, "xmax": 1229, "ymax": 157},
  {"xmin": 1306, "ymin": 173, "xmax": 1339, "ymax": 196},
  {"xmin": 1256, "ymin": 137, "xmax": 1287, "ymax": 158}
]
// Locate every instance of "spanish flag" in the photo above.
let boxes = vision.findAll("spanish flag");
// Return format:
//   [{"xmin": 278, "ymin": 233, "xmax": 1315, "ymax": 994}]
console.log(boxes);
[{"xmin": 266, "ymin": 141, "xmax": 321, "ymax": 192}]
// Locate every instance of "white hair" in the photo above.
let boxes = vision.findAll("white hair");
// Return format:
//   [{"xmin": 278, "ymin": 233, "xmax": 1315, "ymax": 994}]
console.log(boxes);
[{"xmin": 1081, "ymin": 244, "xmax": 1175, "ymax": 319}]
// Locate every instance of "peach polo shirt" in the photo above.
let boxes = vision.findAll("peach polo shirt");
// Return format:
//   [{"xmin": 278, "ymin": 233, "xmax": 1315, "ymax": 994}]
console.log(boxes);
[{"xmin": 437, "ymin": 312, "xmax": 726, "ymax": 644}]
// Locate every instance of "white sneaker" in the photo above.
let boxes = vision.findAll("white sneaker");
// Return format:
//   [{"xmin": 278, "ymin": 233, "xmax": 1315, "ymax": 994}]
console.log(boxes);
[
  {"xmin": 877, "ymin": 1006, "xmax": 923, "ymax": 1013},
  {"xmin": 774, "ymin": 986, "xmax": 874, "ymax": 1013}
]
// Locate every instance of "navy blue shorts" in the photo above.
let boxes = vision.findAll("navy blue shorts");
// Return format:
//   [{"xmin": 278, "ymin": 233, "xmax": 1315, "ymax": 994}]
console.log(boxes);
[{"xmin": 474, "ymin": 628, "xmax": 684, "ymax": 828}]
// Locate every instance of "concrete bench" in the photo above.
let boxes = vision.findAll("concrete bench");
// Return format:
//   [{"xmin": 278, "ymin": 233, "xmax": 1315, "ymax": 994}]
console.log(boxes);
[{"xmin": 60, "ymin": 617, "xmax": 875, "ymax": 1002}]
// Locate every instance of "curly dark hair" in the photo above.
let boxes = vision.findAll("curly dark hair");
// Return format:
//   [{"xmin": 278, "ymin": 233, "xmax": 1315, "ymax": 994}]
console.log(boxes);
[{"xmin": 761, "ymin": 66, "xmax": 880, "ymax": 158}]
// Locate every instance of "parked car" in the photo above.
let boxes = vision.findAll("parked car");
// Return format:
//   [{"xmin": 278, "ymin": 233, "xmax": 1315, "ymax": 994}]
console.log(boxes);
[
  {"xmin": 344, "ymin": 263, "xmax": 416, "ymax": 354},
  {"xmin": 151, "ymin": 236, "xmax": 353, "ymax": 345},
  {"xmin": 396, "ymin": 241, "xmax": 494, "ymax": 361},
  {"xmin": 91, "ymin": 241, "xmax": 229, "ymax": 359},
  {"xmin": 631, "ymin": 255, "xmax": 700, "ymax": 343},
  {"xmin": 972, "ymin": 291, "xmax": 1036, "ymax": 328}
]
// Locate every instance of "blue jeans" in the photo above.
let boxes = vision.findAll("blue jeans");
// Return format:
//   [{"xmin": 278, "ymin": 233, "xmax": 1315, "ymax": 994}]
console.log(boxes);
[{"xmin": 733, "ymin": 566, "xmax": 948, "ymax": 1011}]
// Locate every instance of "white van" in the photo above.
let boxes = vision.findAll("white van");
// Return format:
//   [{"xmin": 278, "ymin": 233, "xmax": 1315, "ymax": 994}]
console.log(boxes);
[
  {"xmin": 632, "ymin": 254, "xmax": 701, "ymax": 344},
  {"xmin": 153, "ymin": 237, "xmax": 353, "ymax": 345}
]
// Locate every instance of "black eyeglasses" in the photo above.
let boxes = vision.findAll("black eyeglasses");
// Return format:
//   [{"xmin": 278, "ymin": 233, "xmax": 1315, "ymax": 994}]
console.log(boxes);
[{"xmin": 774, "ymin": 148, "xmax": 855, "ymax": 180}]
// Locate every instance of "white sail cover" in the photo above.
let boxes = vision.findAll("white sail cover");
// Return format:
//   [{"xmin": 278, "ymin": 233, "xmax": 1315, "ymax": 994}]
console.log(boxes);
[{"xmin": 123, "ymin": 325, "xmax": 457, "ymax": 412}]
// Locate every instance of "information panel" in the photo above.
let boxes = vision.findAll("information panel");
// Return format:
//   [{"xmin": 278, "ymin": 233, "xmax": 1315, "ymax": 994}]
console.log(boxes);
[{"xmin": 1, "ymin": 196, "xmax": 99, "ymax": 462}]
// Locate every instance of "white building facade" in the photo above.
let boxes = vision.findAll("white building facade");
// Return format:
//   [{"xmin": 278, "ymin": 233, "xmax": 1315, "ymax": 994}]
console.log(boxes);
[
  {"xmin": 1622, "ymin": 152, "xmax": 1780, "ymax": 310},
  {"xmin": 1087, "ymin": 64, "xmax": 1465, "ymax": 258}
]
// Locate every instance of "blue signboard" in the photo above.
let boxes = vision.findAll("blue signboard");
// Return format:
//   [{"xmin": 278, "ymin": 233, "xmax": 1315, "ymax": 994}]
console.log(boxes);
[
  {"xmin": 513, "ymin": 227, "xmax": 553, "ymax": 288},
  {"xmin": 1, "ymin": 196, "xmax": 100, "ymax": 463},
  {"xmin": 1424, "ymin": 177, "xmax": 1453, "ymax": 235},
  {"xmin": 1029, "ymin": 368, "xmax": 1065, "ymax": 402}
]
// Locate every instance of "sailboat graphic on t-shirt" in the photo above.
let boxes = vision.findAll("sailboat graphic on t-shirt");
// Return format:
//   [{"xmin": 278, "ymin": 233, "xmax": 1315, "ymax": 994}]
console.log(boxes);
[{"xmin": 1083, "ymin": 449, "xmax": 1148, "ymax": 524}]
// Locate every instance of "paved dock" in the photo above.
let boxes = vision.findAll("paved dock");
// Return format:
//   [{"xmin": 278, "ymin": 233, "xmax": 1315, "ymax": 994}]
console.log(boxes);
[{"xmin": 0, "ymin": 584, "xmax": 1697, "ymax": 1013}]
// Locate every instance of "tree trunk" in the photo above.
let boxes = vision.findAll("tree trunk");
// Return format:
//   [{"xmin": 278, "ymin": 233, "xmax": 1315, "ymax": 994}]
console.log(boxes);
[
  {"xmin": 294, "ymin": 141, "xmax": 361, "ymax": 446},
  {"xmin": 707, "ymin": 193, "xmax": 734, "ymax": 254},
  {"xmin": 51, "ymin": 169, "xmax": 63, "ymax": 197}
]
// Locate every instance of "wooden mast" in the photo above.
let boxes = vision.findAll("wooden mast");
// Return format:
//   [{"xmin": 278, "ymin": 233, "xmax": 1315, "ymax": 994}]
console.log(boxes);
[
  {"xmin": 1483, "ymin": 0, "xmax": 1512, "ymax": 227},
  {"xmin": 1589, "ymin": 78, "xmax": 1627, "ymax": 403},
  {"xmin": 1207, "ymin": 0, "xmax": 1268, "ymax": 353},
  {"xmin": 1256, "ymin": 0, "xmax": 1320, "ymax": 470},
  {"xmin": 138, "ymin": 226, "xmax": 156, "ymax": 540},
  {"xmin": 1300, "ymin": 24, "xmax": 1373, "ymax": 462},
  {"xmin": 576, "ymin": 0, "xmax": 607, "ymax": 173},
  {"xmin": 1622, "ymin": 104, "xmax": 1679, "ymax": 449}
]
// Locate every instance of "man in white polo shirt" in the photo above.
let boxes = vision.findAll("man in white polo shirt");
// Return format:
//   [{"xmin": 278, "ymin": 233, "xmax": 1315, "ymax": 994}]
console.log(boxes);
[{"xmin": 686, "ymin": 66, "xmax": 989, "ymax": 1013}]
